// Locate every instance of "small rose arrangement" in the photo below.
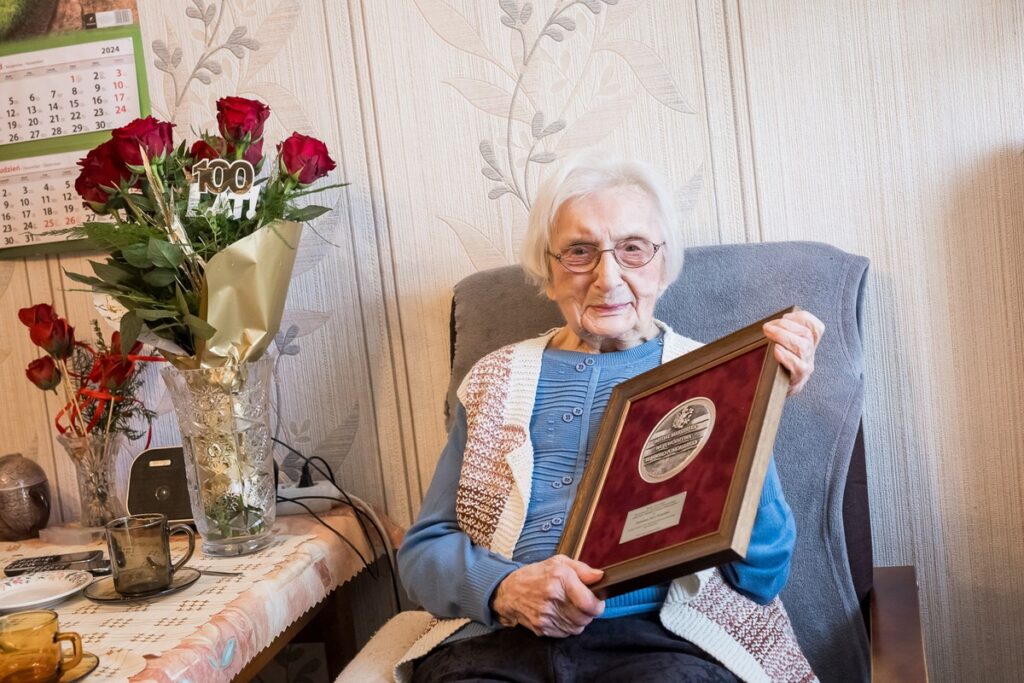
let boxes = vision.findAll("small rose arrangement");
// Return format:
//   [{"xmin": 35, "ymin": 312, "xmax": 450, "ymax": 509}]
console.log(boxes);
[
  {"xmin": 65, "ymin": 96, "xmax": 342, "ymax": 369},
  {"xmin": 19, "ymin": 303, "xmax": 155, "ymax": 442}
]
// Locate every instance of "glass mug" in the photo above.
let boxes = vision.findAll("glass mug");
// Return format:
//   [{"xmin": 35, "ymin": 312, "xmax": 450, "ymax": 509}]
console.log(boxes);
[
  {"xmin": 0, "ymin": 610, "xmax": 82, "ymax": 683},
  {"xmin": 105, "ymin": 513, "xmax": 195, "ymax": 595}
]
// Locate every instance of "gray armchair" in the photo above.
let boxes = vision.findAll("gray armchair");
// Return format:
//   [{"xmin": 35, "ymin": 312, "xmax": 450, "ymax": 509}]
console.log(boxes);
[{"xmin": 338, "ymin": 241, "xmax": 926, "ymax": 683}]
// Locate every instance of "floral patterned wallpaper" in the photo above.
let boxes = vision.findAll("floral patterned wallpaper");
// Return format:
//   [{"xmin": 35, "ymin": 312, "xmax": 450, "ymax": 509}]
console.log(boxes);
[{"xmin": 3, "ymin": 2, "xmax": 1020, "ymax": 679}]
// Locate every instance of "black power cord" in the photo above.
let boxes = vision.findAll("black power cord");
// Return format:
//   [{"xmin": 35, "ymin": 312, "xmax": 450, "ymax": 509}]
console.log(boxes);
[
  {"xmin": 271, "ymin": 437, "xmax": 402, "ymax": 613},
  {"xmin": 273, "ymin": 438, "xmax": 383, "ymax": 578}
]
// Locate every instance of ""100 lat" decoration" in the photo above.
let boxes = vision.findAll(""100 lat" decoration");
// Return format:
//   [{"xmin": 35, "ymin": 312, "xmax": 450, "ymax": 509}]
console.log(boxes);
[
  {"xmin": 186, "ymin": 158, "xmax": 260, "ymax": 219},
  {"xmin": 191, "ymin": 158, "xmax": 255, "ymax": 194}
]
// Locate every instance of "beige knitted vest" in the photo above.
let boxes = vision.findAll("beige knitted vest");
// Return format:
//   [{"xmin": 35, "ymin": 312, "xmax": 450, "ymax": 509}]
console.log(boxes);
[{"xmin": 395, "ymin": 324, "xmax": 817, "ymax": 683}]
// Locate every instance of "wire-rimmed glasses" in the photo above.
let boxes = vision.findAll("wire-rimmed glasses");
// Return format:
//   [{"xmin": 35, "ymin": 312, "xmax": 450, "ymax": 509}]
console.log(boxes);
[{"xmin": 548, "ymin": 238, "xmax": 665, "ymax": 273}]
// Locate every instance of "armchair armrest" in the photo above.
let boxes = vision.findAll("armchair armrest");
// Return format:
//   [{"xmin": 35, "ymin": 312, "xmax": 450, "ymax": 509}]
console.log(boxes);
[{"xmin": 871, "ymin": 565, "xmax": 929, "ymax": 682}]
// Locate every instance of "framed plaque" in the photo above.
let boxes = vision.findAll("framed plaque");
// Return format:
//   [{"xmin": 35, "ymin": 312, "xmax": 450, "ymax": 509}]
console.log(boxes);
[{"xmin": 556, "ymin": 307, "xmax": 796, "ymax": 599}]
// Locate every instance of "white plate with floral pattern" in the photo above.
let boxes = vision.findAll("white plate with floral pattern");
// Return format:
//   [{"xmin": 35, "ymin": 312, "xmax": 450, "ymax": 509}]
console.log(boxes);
[{"xmin": 0, "ymin": 570, "xmax": 93, "ymax": 612}]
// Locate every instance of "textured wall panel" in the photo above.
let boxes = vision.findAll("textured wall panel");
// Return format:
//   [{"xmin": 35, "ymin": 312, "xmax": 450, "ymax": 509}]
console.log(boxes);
[{"xmin": 735, "ymin": 2, "xmax": 1024, "ymax": 680}]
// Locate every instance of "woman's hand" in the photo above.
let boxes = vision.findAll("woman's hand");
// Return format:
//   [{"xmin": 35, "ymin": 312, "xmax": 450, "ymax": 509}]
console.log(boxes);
[
  {"xmin": 491, "ymin": 555, "xmax": 605, "ymax": 637},
  {"xmin": 763, "ymin": 311, "xmax": 825, "ymax": 397}
]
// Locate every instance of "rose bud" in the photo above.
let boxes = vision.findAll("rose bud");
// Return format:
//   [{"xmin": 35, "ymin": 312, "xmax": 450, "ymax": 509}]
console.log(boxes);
[
  {"xmin": 226, "ymin": 137, "xmax": 264, "ymax": 168},
  {"xmin": 26, "ymin": 356, "xmax": 61, "ymax": 391},
  {"xmin": 18, "ymin": 303, "xmax": 57, "ymax": 327},
  {"xmin": 75, "ymin": 140, "xmax": 131, "ymax": 212},
  {"xmin": 112, "ymin": 116, "xmax": 175, "ymax": 167},
  {"xmin": 29, "ymin": 317, "xmax": 75, "ymax": 359},
  {"xmin": 216, "ymin": 96, "xmax": 271, "ymax": 142},
  {"xmin": 190, "ymin": 138, "xmax": 224, "ymax": 162},
  {"xmin": 278, "ymin": 133, "xmax": 336, "ymax": 185},
  {"xmin": 242, "ymin": 138, "xmax": 263, "ymax": 166}
]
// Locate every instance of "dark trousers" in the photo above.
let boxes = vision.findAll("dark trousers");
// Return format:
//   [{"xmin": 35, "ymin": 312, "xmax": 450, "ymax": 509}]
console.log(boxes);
[{"xmin": 412, "ymin": 613, "xmax": 738, "ymax": 683}]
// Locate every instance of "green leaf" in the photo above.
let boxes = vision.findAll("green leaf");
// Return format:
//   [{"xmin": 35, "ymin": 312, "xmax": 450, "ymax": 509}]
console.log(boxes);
[
  {"xmin": 185, "ymin": 314, "xmax": 216, "ymax": 340},
  {"xmin": 285, "ymin": 205, "xmax": 330, "ymax": 222},
  {"xmin": 120, "ymin": 312, "xmax": 143, "ymax": 354},
  {"xmin": 122, "ymin": 243, "xmax": 152, "ymax": 268},
  {"xmin": 64, "ymin": 270, "xmax": 122, "ymax": 291},
  {"xmin": 130, "ymin": 194, "xmax": 156, "ymax": 212},
  {"xmin": 90, "ymin": 260, "xmax": 132, "ymax": 285},
  {"xmin": 174, "ymin": 285, "xmax": 191, "ymax": 315},
  {"xmin": 147, "ymin": 238, "xmax": 184, "ymax": 268},
  {"xmin": 142, "ymin": 268, "xmax": 178, "ymax": 287},
  {"xmin": 134, "ymin": 308, "xmax": 176, "ymax": 321}
]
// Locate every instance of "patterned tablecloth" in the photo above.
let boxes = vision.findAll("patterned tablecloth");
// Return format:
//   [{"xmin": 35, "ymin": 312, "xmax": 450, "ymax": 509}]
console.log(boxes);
[{"xmin": 0, "ymin": 507, "xmax": 387, "ymax": 682}]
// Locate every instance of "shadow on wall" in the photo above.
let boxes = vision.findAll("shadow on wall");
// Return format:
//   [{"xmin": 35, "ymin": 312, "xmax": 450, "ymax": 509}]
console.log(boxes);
[{"xmin": 939, "ymin": 146, "xmax": 1024, "ymax": 681}]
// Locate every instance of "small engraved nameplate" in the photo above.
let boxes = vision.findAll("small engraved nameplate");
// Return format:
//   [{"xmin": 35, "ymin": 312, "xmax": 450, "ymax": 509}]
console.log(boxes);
[{"xmin": 619, "ymin": 492, "xmax": 687, "ymax": 544}]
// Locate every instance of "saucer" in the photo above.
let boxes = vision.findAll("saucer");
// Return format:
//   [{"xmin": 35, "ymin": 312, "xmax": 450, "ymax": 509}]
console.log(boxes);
[
  {"xmin": 0, "ymin": 570, "xmax": 93, "ymax": 612},
  {"xmin": 83, "ymin": 567, "xmax": 200, "ymax": 603},
  {"xmin": 61, "ymin": 652, "xmax": 99, "ymax": 682}
]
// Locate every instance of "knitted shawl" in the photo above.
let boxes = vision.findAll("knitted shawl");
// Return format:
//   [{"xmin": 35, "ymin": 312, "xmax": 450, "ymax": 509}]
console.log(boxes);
[{"xmin": 395, "ymin": 324, "xmax": 817, "ymax": 683}]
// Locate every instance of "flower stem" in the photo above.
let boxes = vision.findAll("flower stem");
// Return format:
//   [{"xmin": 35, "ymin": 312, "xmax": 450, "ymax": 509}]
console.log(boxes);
[{"xmin": 57, "ymin": 358, "xmax": 89, "ymax": 438}]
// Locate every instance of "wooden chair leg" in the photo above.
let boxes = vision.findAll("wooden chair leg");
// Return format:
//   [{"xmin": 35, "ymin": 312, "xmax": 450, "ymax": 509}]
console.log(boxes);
[{"xmin": 870, "ymin": 566, "xmax": 929, "ymax": 682}]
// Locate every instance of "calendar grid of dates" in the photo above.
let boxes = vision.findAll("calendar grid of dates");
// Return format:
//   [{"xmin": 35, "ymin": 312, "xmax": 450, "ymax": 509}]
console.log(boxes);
[
  {"xmin": 1, "ymin": 37, "xmax": 140, "ymax": 147},
  {"xmin": 1, "ymin": 150, "xmax": 104, "ymax": 249}
]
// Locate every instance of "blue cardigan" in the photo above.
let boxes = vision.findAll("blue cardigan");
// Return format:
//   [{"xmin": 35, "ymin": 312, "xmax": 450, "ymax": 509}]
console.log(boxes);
[{"xmin": 399, "ymin": 337, "xmax": 796, "ymax": 631}]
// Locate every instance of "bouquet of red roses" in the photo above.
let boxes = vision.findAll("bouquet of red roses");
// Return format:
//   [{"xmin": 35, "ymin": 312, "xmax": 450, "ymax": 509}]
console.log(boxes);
[
  {"xmin": 65, "ymin": 96, "xmax": 342, "ymax": 369},
  {"xmin": 19, "ymin": 303, "xmax": 155, "ymax": 440}
]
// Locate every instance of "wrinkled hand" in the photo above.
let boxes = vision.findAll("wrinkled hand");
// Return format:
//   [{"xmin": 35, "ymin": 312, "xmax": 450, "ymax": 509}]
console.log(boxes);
[
  {"xmin": 763, "ymin": 311, "xmax": 825, "ymax": 397},
  {"xmin": 492, "ymin": 555, "xmax": 605, "ymax": 637}
]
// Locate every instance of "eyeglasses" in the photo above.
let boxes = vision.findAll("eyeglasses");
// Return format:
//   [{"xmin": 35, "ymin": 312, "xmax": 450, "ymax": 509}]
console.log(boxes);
[{"xmin": 547, "ymin": 238, "xmax": 666, "ymax": 273}]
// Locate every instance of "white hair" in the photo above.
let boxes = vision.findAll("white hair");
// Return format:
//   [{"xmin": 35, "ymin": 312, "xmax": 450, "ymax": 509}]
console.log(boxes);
[{"xmin": 520, "ymin": 152, "xmax": 683, "ymax": 291}]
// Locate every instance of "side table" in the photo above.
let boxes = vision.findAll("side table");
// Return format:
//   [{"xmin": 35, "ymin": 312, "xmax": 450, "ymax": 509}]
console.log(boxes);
[{"xmin": 0, "ymin": 506, "xmax": 402, "ymax": 681}]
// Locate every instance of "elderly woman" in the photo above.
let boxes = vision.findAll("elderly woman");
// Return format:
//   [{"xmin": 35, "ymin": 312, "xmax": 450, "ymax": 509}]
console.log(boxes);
[{"xmin": 397, "ymin": 156, "xmax": 823, "ymax": 682}]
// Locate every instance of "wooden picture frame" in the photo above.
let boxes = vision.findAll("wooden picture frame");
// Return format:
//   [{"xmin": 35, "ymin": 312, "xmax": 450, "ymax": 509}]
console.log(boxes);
[{"xmin": 556, "ymin": 307, "xmax": 795, "ymax": 599}]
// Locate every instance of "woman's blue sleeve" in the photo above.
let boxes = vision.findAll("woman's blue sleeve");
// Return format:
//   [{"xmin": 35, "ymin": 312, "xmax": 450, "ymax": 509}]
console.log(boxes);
[
  {"xmin": 397, "ymin": 403, "xmax": 523, "ymax": 626},
  {"xmin": 719, "ymin": 457, "xmax": 797, "ymax": 605}
]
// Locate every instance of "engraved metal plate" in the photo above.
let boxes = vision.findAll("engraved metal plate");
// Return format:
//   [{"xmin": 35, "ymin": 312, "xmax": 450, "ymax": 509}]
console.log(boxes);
[{"xmin": 638, "ymin": 397, "xmax": 716, "ymax": 483}]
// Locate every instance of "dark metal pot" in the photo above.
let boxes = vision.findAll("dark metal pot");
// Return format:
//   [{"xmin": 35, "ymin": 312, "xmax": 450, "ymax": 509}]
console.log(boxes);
[{"xmin": 0, "ymin": 453, "xmax": 51, "ymax": 541}]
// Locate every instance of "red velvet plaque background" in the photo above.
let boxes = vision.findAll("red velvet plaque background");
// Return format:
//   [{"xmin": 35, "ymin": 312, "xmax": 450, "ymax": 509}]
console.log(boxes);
[{"xmin": 577, "ymin": 346, "xmax": 766, "ymax": 568}]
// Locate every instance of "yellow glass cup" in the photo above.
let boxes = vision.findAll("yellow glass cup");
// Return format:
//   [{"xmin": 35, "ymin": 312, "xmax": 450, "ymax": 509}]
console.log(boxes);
[{"xmin": 0, "ymin": 610, "xmax": 83, "ymax": 683}]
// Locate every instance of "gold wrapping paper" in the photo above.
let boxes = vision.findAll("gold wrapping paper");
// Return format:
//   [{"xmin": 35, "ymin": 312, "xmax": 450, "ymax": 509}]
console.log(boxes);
[{"xmin": 183, "ymin": 219, "xmax": 303, "ymax": 369}]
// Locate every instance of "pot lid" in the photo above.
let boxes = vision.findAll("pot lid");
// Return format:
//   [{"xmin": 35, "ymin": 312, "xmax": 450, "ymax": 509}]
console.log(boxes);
[{"xmin": 0, "ymin": 454, "xmax": 47, "ymax": 490}]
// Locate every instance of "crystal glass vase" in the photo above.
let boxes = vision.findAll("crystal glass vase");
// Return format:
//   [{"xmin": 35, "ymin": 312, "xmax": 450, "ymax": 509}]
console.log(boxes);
[
  {"xmin": 160, "ymin": 357, "xmax": 276, "ymax": 556},
  {"xmin": 55, "ymin": 433, "xmax": 127, "ymax": 528}
]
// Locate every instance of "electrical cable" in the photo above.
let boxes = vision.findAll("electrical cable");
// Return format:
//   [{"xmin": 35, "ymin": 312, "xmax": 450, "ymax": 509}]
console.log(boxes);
[
  {"xmin": 277, "ymin": 496, "xmax": 374, "ymax": 572},
  {"xmin": 271, "ymin": 437, "xmax": 402, "ymax": 613},
  {"xmin": 272, "ymin": 437, "xmax": 383, "ymax": 574},
  {"xmin": 281, "ymin": 493, "xmax": 384, "ymax": 581},
  {"xmin": 273, "ymin": 484, "xmax": 404, "ymax": 612}
]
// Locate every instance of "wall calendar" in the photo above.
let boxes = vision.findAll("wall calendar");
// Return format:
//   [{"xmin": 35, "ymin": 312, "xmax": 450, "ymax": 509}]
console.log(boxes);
[
  {"xmin": 0, "ymin": 150, "xmax": 103, "ymax": 250},
  {"xmin": 0, "ymin": 25, "xmax": 150, "ymax": 258}
]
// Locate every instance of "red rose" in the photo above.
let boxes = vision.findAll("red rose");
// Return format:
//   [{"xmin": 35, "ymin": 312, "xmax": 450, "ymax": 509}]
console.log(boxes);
[
  {"xmin": 18, "ymin": 303, "xmax": 57, "ymax": 327},
  {"xmin": 87, "ymin": 333, "xmax": 143, "ymax": 391},
  {"xmin": 26, "ymin": 356, "xmax": 62, "ymax": 391},
  {"xmin": 278, "ymin": 133, "xmax": 336, "ymax": 185},
  {"xmin": 228, "ymin": 138, "xmax": 263, "ymax": 167},
  {"xmin": 190, "ymin": 138, "xmax": 223, "ymax": 162},
  {"xmin": 216, "ymin": 97, "xmax": 271, "ymax": 142},
  {"xmin": 91, "ymin": 355, "xmax": 135, "ymax": 391},
  {"xmin": 112, "ymin": 116, "xmax": 175, "ymax": 167},
  {"xmin": 74, "ymin": 140, "xmax": 131, "ymax": 211},
  {"xmin": 29, "ymin": 317, "xmax": 75, "ymax": 359}
]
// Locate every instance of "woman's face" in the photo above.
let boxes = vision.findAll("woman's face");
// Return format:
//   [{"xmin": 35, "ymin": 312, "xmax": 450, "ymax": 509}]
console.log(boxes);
[{"xmin": 545, "ymin": 186, "xmax": 667, "ymax": 352}]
